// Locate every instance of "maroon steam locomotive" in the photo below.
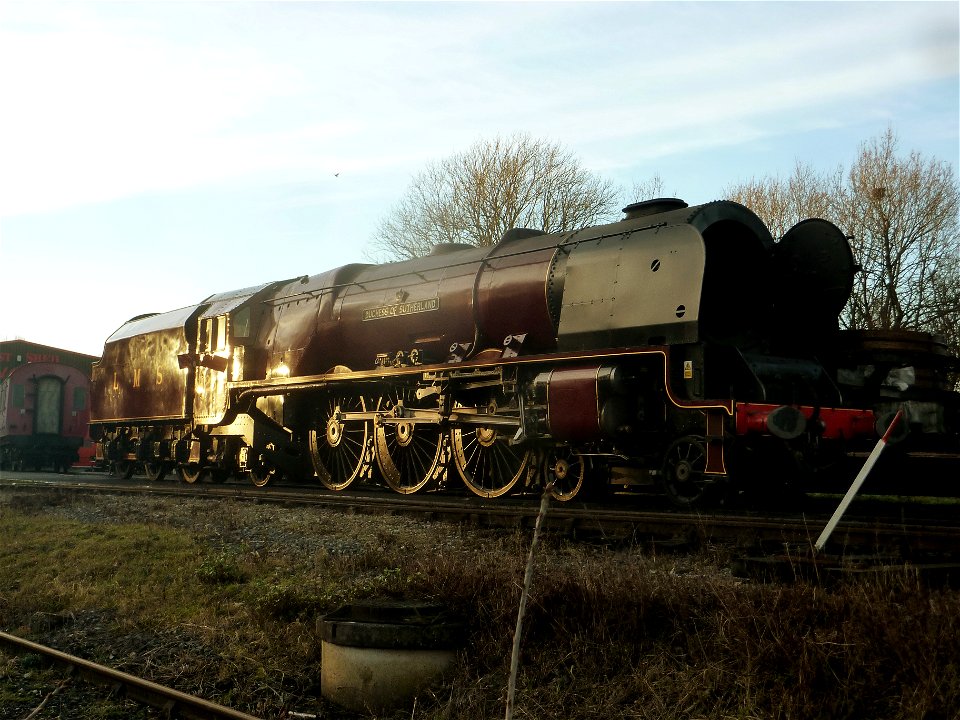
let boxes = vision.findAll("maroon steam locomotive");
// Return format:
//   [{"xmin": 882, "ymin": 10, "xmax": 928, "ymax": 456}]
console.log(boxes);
[{"xmin": 90, "ymin": 199, "xmax": 881, "ymax": 504}]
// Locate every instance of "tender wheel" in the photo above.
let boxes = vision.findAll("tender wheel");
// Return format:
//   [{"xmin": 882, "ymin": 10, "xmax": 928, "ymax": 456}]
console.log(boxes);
[
  {"xmin": 248, "ymin": 457, "xmax": 279, "ymax": 488},
  {"xmin": 143, "ymin": 461, "xmax": 169, "ymax": 482},
  {"xmin": 209, "ymin": 468, "xmax": 230, "ymax": 483},
  {"xmin": 114, "ymin": 460, "xmax": 135, "ymax": 479},
  {"xmin": 375, "ymin": 391, "xmax": 445, "ymax": 494},
  {"xmin": 309, "ymin": 395, "xmax": 371, "ymax": 491},
  {"xmin": 451, "ymin": 421, "xmax": 532, "ymax": 498},
  {"xmin": 543, "ymin": 446, "xmax": 590, "ymax": 502},
  {"xmin": 660, "ymin": 436, "xmax": 710, "ymax": 507},
  {"xmin": 177, "ymin": 463, "xmax": 205, "ymax": 484}
]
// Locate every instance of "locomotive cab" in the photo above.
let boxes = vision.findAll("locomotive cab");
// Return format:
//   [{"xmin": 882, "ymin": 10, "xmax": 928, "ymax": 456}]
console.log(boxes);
[
  {"xmin": 191, "ymin": 282, "xmax": 284, "ymax": 425},
  {"xmin": 665, "ymin": 206, "xmax": 853, "ymax": 409}
]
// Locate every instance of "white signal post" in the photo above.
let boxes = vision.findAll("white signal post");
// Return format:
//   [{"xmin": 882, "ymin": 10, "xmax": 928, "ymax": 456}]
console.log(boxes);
[{"xmin": 814, "ymin": 408, "xmax": 904, "ymax": 554}]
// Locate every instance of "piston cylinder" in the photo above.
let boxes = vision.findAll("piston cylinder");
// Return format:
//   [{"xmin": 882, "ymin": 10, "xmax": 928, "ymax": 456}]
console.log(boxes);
[{"xmin": 533, "ymin": 364, "xmax": 628, "ymax": 441}]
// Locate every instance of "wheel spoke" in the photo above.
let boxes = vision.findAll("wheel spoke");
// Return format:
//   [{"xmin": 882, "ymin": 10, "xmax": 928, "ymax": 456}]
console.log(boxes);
[
  {"xmin": 375, "ymin": 390, "xmax": 445, "ymax": 494},
  {"xmin": 209, "ymin": 468, "xmax": 230, "ymax": 483},
  {"xmin": 309, "ymin": 395, "xmax": 371, "ymax": 491},
  {"xmin": 661, "ymin": 435, "xmax": 710, "ymax": 506},
  {"xmin": 544, "ymin": 446, "xmax": 589, "ymax": 502},
  {"xmin": 452, "ymin": 421, "xmax": 531, "ymax": 499},
  {"xmin": 177, "ymin": 463, "xmax": 205, "ymax": 484},
  {"xmin": 249, "ymin": 457, "xmax": 278, "ymax": 487},
  {"xmin": 144, "ymin": 461, "xmax": 169, "ymax": 482}
]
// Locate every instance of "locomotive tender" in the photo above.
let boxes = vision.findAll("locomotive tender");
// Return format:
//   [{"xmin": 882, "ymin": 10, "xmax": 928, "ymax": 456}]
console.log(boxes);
[{"xmin": 90, "ymin": 199, "xmax": 879, "ymax": 504}]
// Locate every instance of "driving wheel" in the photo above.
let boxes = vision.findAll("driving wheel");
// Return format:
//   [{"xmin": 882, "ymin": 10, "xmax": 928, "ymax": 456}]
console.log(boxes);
[
  {"xmin": 375, "ymin": 390, "xmax": 445, "ymax": 494},
  {"xmin": 309, "ymin": 394, "xmax": 371, "ymax": 490},
  {"xmin": 451, "ymin": 420, "xmax": 532, "ymax": 498}
]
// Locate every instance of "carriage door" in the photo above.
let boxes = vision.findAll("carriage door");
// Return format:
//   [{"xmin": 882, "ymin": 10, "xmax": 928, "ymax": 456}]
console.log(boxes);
[{"xmin": 35, "ymin": 377, "xmax": 62, "ymax": 435}]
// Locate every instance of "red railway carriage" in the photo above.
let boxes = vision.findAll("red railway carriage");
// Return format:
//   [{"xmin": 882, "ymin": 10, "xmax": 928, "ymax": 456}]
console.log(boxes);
[
  {"xmin": 90, "ymin": 199, "xmax": 880, "ymax": 503},
  {"xmin": 0, "ymin": 361, "xmax": 91, "ymax": 471}
]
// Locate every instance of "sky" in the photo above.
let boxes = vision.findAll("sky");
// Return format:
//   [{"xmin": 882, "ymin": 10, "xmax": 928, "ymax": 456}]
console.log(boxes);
[{"xmin": 0, "ymin": 0, "xmax": 957, "ymax": 358}]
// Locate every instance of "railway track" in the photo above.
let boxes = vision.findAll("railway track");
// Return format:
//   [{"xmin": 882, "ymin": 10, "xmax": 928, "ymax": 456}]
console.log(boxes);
[
  {"xmin": 2, "ymin": 470, "xmax": 959, "ymax": 561},
  {"xmin": 0, "ymin": 630, "xmax": 260, "ymax": 720}
]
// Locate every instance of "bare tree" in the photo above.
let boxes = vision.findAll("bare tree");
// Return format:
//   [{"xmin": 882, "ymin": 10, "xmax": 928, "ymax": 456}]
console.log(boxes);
[
  {"xmin": 627, "ymin": 173, "xmax": 667, "ymax": 206},
  {"xmin": 726, "ymin": 128, "xmax": 959, "ymax": 353},
  {"xmin": 367, "ymin": 134, "xmax": 620, "ymax": 261},
  {"xmin": 838, "ymin": 129, "xmax": 959, "ymax": 336},
  {"xmin": 725, "ymin": 160, "xmax": 842, "ymax": 240}
]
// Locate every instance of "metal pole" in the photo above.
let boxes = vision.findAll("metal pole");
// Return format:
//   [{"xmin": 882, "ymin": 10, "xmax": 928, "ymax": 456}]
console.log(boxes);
[{"xmin": 505, "ymin": 482, "xmax": 552, "ymax": 720}]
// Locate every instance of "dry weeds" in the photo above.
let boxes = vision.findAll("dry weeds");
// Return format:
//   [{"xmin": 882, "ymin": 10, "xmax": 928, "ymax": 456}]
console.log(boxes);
[{"xmin": 1, "ymin": 488, "xmax": 957, "ymax": 719}]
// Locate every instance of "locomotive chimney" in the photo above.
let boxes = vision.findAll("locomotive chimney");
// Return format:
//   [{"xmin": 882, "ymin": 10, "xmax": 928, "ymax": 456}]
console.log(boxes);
[{"xmin": 622, "ymin": 198, "xmax": 688, "ymax": 220}]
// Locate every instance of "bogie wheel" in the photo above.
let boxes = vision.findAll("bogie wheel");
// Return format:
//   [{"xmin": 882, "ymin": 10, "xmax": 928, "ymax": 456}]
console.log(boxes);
[
  {"xmin": 660, "ymin": 435, "xmax": 712, "ymax": 507},
  {"xmin": 375, "ymin": 390, "xmax": 446, "ymax": 494},
  {"xmin": 309, "ymin": 395, "xmax": 372, "ymax": 491},
  {"xmin": 209, "ymin": 468, "xmax": 231, "ymax": 484},
  {"xmin": 114, "ymin": 460, "xmax": 136, "ymax": 479},
  {"xmin": 177, "ymin": 463, "xmax": 205, "ymax": 484},
  {"xmin": 143, "ymin": 461, "xmax": 170, "ymax": 482},
  {"xmin": 248, "ymin": 457, "xmax": 279, "ymax": 488},
  {"xmin": 451, "ymin": 418, "xmax": 533, "ymax": 498},
  {"xmin": 543, "ymin": 446, "xmax": 591, "ymax": 502}
]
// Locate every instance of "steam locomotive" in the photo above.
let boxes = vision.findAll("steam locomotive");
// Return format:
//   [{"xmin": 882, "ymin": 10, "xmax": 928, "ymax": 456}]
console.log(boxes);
[{"xmin": 90, "ymin": 199, "xmax": 883, "ymax": 504}]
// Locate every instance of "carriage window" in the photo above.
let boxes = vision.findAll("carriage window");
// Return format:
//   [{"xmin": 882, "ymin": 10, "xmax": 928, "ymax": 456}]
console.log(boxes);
[
  {"xmin": 199, "ymin": 316, "xmax": 228, "ymax": 352},
  {"xmin": 217, "ymin": 316, "xmax": 227, "ymax": 351},
  {"xmin": 200, "ymin": 317, "xmax": 219, "ymax": 353},
  {"xmin": 73, "ymin": 386, "xmax": 87, "ymax": 411},
  {"xmin": 233, "ymin": 307, "xmax": 251, "ymax": 338},
  {"xmin": 11, "ymin": 384, "xmax": 24, "ymax": 408}
]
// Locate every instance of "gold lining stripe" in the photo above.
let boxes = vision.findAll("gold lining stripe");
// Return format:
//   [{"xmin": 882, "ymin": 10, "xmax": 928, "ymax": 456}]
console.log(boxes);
[{"xmin": 229, "ymin": 347, "xmax": 734, "ymax": 416}]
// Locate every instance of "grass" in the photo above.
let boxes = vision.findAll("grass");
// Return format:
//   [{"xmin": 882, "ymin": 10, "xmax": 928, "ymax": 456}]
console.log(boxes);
[{"xmin": 1, "ymin": 488, "xmax": 959, "ymax": 719}]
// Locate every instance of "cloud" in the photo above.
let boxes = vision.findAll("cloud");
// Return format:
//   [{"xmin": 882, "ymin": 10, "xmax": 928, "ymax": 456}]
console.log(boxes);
[{"xmin": 0, "ymin": 1, "xmax": 955, "ymax": 220}]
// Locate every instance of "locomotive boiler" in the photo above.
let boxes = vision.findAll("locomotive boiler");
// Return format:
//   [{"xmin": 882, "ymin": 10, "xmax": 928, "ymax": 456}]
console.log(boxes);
[{"xmin": 90, "ymin": 199, "xmax": 878, "ymax": 504}]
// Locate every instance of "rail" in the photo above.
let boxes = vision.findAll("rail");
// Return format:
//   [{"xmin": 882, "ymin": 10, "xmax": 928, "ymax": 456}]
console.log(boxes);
[
  {"xmin": 0, "ymin": 630, "xmax": 261, "ymax": 720},
  {"xmin": 2, "ymin": 473, "xmax": 960, "ymax": 557}
]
